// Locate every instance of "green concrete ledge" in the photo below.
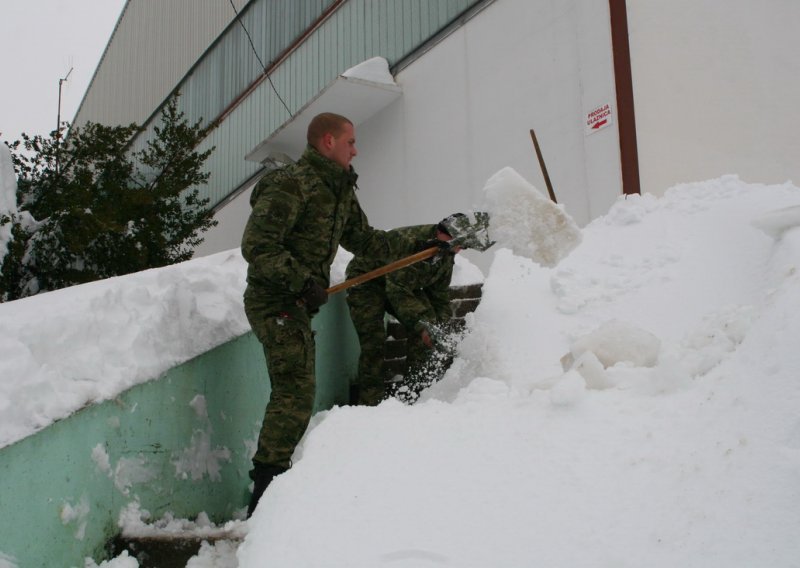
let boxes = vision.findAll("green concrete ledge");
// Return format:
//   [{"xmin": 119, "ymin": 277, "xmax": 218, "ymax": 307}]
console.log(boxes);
[{"xmin": 0, "ymin": 294, "xmax": 358, "ymax": 568}]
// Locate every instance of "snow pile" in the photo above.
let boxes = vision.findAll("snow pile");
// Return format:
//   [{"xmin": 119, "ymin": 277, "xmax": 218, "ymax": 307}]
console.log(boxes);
[
  {"xmin": 751, "ymin": 203, "xmax": 800, "ymax": 239},
  {"xmin": 238, "ymin": 175, "xmax": 800, "ymax": 567},
  {"xmin": 2, "ymin": 173, "xmax": 800, "ymax": 567},
  {"xmin": 341, "ymin": 56, "xmax": 395, "ymax": 85},
  {"xmin": 0, "ymin": 249, "xmax": 249, "ymax": 449},
  {"xmin": 118, "ymin": 502, "xmax": 248, "ymax": 542},
  {"xmin": 0, "ymin": 217, "xmax": 481, "ymax": 452},
  {"xmin": 451, "ymin": 253, "xmax": 484, "ymax": 286},
  {"xmin": 82, "ymin": 504, "xmax": 248, "ymax": 567}
]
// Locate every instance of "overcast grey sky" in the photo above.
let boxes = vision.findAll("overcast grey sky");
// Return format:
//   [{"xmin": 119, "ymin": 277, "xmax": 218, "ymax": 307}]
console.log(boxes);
[{"xmin": 0, "ymin": 0, "xmax": 126, "ymax": 143}]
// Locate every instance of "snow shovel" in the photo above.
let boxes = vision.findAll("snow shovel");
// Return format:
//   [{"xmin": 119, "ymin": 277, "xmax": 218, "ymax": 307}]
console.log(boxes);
[
  {"xmin": 326, "ymin": 161, "xmax": 584, "ymax": 297},
  {"xmin": 326, "ymin": 211, "xmax": 494, "ymax": 297}
]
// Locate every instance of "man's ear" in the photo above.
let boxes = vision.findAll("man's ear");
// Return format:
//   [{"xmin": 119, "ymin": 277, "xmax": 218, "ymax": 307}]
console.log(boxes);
[{"xmin": 321, "ymin": 132, "xmax": 335, "ymax": 151}]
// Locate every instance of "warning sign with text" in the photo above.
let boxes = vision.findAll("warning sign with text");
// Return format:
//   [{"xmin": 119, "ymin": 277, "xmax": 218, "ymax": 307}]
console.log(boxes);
[{"xmin": 585, "ymin": 103, "xmax": 613, "ymax": 135}]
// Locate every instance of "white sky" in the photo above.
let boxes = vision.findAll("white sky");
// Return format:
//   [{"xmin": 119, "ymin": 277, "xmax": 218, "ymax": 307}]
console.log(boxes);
[
  {"xmin": 0, "ymin": 0, "xmax": 126, "ymax": 143},
  {"xmin": 2, "ymin": 157, "xmax": 800, "ymax": 565}
]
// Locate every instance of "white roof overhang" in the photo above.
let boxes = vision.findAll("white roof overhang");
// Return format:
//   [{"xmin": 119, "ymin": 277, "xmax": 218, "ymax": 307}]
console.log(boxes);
[{"xmin": 245, "ymin": 74, "xmax": 402, "ymax": 164}]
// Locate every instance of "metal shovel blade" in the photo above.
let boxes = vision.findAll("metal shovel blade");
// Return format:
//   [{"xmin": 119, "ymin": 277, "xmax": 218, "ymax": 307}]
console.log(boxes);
[{"xmin": 450, "ymin": 211, "xmax": 495, "ymax": 252}]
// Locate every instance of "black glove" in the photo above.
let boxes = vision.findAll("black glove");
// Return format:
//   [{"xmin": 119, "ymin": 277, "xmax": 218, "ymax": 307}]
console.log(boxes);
[
  {"xmin": 418, "ymin": 238, "xmax": 450, "ymax": 251},
  {"xmin": 299, "ymin": 279, "xmax": 328, "ymax": 311},
  {"xmin": 418, "ymin": 238, "xmax": 453, "ymax": 263}
]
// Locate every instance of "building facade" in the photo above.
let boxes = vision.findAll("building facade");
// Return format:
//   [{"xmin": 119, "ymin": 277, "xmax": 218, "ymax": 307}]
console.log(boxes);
[{"xmin": 75, "ymin": 0, "xmax": 800, "ymax": 266}]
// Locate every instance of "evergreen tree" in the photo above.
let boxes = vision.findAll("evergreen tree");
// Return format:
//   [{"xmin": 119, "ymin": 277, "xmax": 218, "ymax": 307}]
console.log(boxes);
[{"xmin": 0, "ymin": 96, "xmax": 217, "ymax": 301}]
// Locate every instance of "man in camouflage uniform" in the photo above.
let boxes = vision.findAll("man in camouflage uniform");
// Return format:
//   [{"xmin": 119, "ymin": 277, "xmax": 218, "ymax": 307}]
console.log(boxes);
[
  {"xmin": 240, "ymin": 112, "xmax": 407, "ymax": 517},
  {"xmin": 346, "ymin": 215, "xmax": 465, "ymax": 406}
]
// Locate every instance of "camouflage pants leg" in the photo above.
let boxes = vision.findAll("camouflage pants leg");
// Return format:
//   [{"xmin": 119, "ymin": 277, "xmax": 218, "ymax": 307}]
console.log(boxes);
[
  {"xmin": 347, "ymin": 281, "xmax": 388, "ymax": 405},
  {"xmin": 247, "ymin": 310, "xmax": 316, "ymax": 469}
]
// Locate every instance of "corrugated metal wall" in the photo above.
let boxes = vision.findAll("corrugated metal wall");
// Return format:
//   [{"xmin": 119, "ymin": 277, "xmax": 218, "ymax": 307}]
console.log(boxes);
[
  {"xmin": 72, "ymin": 0, "xmax": 249, "ymax": 129},
  {"xmin": 124, "ymin": 0, "xmax": 483, "ymax": 208}
]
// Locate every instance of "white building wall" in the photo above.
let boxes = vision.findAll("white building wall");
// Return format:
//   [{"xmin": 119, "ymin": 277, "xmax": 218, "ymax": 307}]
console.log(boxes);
[
  {"xmin": 96, "ymin": 0, "xmax": 800, "ymax": 265},
  {"xmin": 205, "ymin": 0, "xmax": 800, "ymax": 262},
  {"xmin": 196, "ymin": 0, "xmax": 623, "ymax": 266},
  {"xmin": 627, "ymin": 0, "xmax": 800, "ymax": 193},
  {"xmin": 355, "ymin": 0, "xmax": 621, "ymax": 235}
]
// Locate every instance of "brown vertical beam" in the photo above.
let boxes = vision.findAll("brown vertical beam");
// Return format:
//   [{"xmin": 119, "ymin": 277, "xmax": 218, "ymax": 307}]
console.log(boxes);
[{"xmin": 608, "ymin": 0, "xmax": 641, "ymax": 195}]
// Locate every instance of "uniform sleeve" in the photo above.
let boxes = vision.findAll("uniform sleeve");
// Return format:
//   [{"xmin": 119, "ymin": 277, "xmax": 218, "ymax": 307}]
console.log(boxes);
[
  {"xmin": 385, "ymin": 264, "xmax": 438, "ymax": 332},
  {"xmin": 339, "ymin": 197, "xmax": 404, "ymax": 264},
  {"xmin": 425, "ymin": 262, "xmax": 455, "ymax": 322},
  {"xmin": 387, "ymin": 255, "xmax": 456, "ymax": 331},
  {"xmin": 240, "ymin": 176, "xmax": 311, "ymax": 294}
]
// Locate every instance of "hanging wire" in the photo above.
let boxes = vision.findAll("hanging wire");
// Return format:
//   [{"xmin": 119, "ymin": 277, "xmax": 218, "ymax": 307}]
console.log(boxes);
[{"xmin": 228, "ymin": 0, "xmax": 293, "ymax": 118}]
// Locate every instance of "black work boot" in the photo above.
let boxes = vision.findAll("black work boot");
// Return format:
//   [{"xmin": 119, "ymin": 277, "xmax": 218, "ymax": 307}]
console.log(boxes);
[
  {"xmin": 247, "ymin": 464, "xmax": 287, "ymax": 518},
  {"xmin": 348, "ymin": 384, "xmax": 361, "ymax": 405}
]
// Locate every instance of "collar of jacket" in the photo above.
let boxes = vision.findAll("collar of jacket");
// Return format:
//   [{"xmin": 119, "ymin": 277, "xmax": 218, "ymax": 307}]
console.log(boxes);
[{"xmin": 302, "ymin": 145, "xmax": 359, "ymax": 189}]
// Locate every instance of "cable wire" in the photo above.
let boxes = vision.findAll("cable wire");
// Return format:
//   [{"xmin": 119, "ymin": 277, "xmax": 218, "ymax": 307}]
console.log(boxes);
[{"xmin": 228, "ymin": 0, "xmax": 293, "ymax": 118}]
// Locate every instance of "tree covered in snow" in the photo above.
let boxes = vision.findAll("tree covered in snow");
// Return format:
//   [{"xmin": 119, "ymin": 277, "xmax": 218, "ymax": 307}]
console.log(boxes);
[{"xmin": 0, "ymin": 96, "xmax": 217, "ymax": 301}]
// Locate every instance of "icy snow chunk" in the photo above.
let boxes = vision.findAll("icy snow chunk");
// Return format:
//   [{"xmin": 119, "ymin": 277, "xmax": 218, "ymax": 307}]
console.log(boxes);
[
  {"xmin": 478, "ymin": 167, "xmax": 582, "ymax": 267},
  {"xmin": 569, "ymin": 320, "xmax": 661, "ymax": 369},
  {"xmin": 571, "ymin": 351, "xmax": 613, "ymax": 390}
]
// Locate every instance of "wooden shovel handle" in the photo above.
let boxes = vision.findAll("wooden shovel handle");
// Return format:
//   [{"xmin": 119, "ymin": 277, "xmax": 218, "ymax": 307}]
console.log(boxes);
[{"xmin": 326, "ymin": 246, "xmax": 440, "ymax": 296}]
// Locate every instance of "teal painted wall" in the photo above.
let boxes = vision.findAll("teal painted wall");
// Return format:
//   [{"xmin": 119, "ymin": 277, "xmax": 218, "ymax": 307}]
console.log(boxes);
[{"xmin": 0, "ymin": 293, "xmax": 358, "ymax": 567}]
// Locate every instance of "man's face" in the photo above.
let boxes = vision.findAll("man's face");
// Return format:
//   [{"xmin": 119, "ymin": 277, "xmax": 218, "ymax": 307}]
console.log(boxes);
[{"xmin": 327, "ymin": 123, "xmax": 358, "ymax": 170}]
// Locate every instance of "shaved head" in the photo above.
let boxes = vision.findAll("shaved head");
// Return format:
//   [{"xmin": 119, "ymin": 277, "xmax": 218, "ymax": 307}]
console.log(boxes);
[{"xmin": 307, "ymin": 113, "xmax": 353, "ymax": 148}]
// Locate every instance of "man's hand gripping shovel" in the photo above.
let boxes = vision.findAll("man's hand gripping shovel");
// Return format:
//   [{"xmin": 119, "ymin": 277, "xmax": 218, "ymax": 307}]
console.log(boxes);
[{"xmin": 325, "ymin": 212, "xmax": 494, "ymax": 297}]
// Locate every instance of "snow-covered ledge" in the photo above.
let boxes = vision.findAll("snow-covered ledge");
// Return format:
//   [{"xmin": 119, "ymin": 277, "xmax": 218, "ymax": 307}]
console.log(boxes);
[{"xmin": 245, "ymin": 57, "xmax": 402, "ymax": 164}]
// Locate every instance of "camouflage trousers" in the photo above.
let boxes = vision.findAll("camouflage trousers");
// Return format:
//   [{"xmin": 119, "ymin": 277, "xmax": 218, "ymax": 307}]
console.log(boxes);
[
  {"xmin": 347, "ymin": 281, "xmax": 429, "ymax": 406},
  {"xmin": 245, "ymin": 307, "xmax": 315, "ymax": 469}
]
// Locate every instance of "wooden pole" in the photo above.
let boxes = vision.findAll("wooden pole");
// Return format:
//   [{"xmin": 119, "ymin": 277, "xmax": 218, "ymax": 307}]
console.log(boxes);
[{"xmin": 529, "ymin": 128, "xmax": 557, "ymax": 203}]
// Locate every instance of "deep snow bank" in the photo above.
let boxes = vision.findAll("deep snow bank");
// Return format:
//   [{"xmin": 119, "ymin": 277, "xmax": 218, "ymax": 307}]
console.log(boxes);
[{"xmin": 238, "ymin": 175, "xmax": 800, "ymax": 568}]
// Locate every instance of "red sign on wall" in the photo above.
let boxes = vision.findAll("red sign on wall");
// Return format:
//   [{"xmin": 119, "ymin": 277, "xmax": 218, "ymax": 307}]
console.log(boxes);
[{"xmin": 585, "ymin": 103, "xmax": 613, "ymax": 135}]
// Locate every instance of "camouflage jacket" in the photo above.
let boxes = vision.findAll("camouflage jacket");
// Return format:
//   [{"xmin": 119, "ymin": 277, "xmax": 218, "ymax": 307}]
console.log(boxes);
[
  {"xmin": 241, "ymin": 145, "xmax": 403, "ymax": 315},
  {"xmin": 347, "ymin": 224, "xmax": 455, "ymax": 332}
]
